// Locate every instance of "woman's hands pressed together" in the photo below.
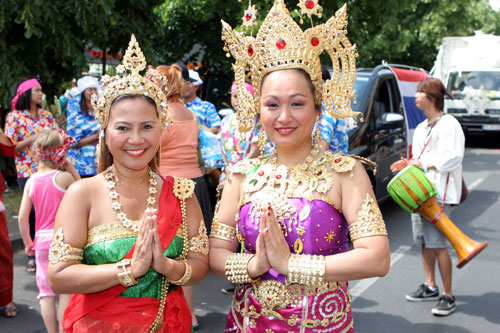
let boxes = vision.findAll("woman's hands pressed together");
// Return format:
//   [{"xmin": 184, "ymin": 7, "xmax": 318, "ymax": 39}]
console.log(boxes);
[
  {"xmin": 248, "ymin": 204, "xmax": 291, "ymax": 278},
  {"xmin": 130, "ymin": 209, "xmax": 156, "ymax": 279}
]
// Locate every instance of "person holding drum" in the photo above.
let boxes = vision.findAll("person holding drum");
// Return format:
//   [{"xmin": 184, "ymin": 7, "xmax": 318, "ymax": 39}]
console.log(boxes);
[
  {"xmin": 391, "ymin": 77, "xmax": 465, "ymax": 316},
  {"xmin": 210, "ymin": 1, "xmax": 390, "ymax": 331}
]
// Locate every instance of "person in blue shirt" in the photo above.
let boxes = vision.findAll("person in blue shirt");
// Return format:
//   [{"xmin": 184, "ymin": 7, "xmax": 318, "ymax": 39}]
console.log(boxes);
[
  {"xmin": 318, "ymin": 107, "xmax": 349, "ymax": 154},
  {"xmin": 183, "ymin": 69, "xmax": 221, "ymax": 134},
  {"xmin": 318, "ymin": 66, "xmax": 349, "ymax": 154},
  {"xmin": 66, "ymin": 76, "xmax": 100, "ymax": 177}
]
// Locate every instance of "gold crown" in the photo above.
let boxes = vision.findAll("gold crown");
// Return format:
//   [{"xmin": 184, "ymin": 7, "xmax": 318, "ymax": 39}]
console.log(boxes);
[
  {"xmin": 92, "ymin": 34, "xmax": 169, "ymax": 129},
  {"xmin": 221, "ymin": 0, "xmax": 360, "ymax": 132}
]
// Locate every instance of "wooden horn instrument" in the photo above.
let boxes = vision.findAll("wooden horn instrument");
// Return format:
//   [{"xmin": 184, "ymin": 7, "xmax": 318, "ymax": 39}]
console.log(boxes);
[{"xmin": 417, "ymin": 197, "xmax": 488, "ymax": 268}]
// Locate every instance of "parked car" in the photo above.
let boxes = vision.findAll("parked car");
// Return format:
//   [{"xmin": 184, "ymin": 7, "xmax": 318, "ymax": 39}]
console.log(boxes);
[{"xmin": 344, "ymin": 64, "xmax": 408, "ymax": 202}]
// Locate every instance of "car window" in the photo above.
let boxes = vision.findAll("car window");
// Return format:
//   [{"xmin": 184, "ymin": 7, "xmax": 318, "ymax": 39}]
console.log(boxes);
[{"xmin": 353, "ymin": 76, "xmax": 370, "ymax": 112}]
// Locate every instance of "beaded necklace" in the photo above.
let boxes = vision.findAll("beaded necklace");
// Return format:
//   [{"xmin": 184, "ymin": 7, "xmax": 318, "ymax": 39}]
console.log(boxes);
[
  {"xmin": 245, "ymin": 142, "xmax": 325, "ymax": 253},
  {"xmin": 104, "ymin": 165, "xmax": 158, "ymax": 231}
]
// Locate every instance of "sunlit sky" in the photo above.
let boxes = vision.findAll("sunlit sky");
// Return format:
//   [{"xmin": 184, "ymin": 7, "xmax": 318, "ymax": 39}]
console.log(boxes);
[{"xmin": 491, "ymin": 0, "xmax": 500, "ymax": 11}]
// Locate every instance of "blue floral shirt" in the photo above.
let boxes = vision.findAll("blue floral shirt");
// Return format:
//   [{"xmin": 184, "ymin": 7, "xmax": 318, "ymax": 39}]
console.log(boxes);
[
  {"xmin": 66, "ymin": 95, "xmax": 100, "ymax": 176},
  {"xmin": 318, "ymin": 106, "xmax": 349, "ymax": 154},
  {"xmin": 186, "ymin": 97, "xmax": 221, "ymax": 129}
]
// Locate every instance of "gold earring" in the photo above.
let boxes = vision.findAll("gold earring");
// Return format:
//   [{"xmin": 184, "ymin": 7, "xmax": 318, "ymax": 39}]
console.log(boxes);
[
  {"xmin": 313, "ymin": 116, "xmax": 321, "ymax": 153},
  {"xmin": 258, "ymin": 129, "xmax": 267, "ymax": 155}
]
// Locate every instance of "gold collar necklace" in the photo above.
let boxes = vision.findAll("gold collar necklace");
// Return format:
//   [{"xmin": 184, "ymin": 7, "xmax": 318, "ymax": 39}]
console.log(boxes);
[{"xmin": 104, "ymin": 165, "xmax": 158, "ymax": 230}]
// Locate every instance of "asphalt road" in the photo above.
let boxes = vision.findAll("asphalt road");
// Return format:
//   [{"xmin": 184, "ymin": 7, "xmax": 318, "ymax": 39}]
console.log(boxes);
[{"xmin": 2, "ymin": 134, "xmax": 499, "ymax": 333}]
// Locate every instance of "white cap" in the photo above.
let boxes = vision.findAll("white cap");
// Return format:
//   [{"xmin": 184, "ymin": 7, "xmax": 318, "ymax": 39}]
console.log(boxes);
[
  {"xmin": 77, "ymin": 76, "xmax": 99, "ymax": 94},
  {"xmin": 189, "ymin": 70, "xmax": 203, "ymax": 87}
]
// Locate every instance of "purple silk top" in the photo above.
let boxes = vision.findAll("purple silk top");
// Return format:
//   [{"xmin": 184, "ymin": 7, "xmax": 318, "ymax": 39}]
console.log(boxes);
[{"xmin": 238, "ymin": 198, "xmax": 348, "ymax": 283}]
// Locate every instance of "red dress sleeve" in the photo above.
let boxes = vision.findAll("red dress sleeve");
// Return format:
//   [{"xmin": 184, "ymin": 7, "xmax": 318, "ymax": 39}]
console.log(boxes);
[{"xmin": 0, "ymin": 142, "xmax": 16, "ymax": 157}]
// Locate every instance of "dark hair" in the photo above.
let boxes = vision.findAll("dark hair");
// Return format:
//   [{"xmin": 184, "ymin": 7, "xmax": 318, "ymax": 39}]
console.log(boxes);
[
  {"xmin": 79, "ymin": 90, "xmax": 91, "ymax": 115},
  {"xmin": 261, "ymin": 68, "xmax": 321, "ymax": 111},
  {"xmin": 98, "ymin": 94, "xmax": 159, "ymax": 173},
  {"xmin": 15, "ymin": 77, "xmax": 41, "ymax": 110},
  {"xmin": 417, "ymin": 78, "xmax": 453, "ymax": 111},
  {"xmin": 15, "ymin": 77, "xmax": 42, "ymax": 110}
]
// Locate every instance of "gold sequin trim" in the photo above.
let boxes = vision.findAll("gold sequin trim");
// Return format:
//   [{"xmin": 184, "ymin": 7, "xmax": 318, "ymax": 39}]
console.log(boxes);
[
  {"xmin": 85, "ymin": 221, "xmax": 139, "ymax": 248},
  {"xmin": 49, "ymin": 227, "xmax": 83, "ymax": 264},
  {"xmin": 172, "ymin": 177, "xmax": 195, "ymax": 201},
  {"xmin": 349, "ymin": 193, "xmax": 387, "ymax": 241},
  {"xmin": 188, "ymin": 220, "xmax": 209, "ymax": 255}
]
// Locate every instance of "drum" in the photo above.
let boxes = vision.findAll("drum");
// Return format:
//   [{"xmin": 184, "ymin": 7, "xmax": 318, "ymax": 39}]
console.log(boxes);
[{"xmin": 388, "ymin": 166, "xmax": 487, "ymax": 268}]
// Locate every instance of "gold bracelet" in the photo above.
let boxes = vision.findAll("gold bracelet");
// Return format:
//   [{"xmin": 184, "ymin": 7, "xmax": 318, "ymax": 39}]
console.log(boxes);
[
  {"xmin": 349, "ymin": 194, "xmax": 387, "ymax": 241},
  {"xmin": 170, "ymin": 259, "xmax": 192, "ymax": 286},
  {"xmin": 117, "ymin": 259, "xmax": 138, "ymax": 287},
  {"xmin": 210, "ymin": 221, "xmax": 236, "ymax": 242},
  {"xmin": 49, "ymin": 227, "xmax": 83, "ymax": 265},
  {"xmin": 224, "ymin": 253, "xmax": 256, "ymax": 284},
  {"xmin": 286, "ymin": 254, "xmax": 325, "ymax": 286}
]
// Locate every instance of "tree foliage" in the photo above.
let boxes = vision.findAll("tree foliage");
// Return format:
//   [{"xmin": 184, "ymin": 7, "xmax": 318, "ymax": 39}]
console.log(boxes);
[
  {"xmin": 156, "ymin": 0, "xmax": 500, "ymax": 74},
  {"xmin": 1, "ymin": 0, "xmax": 498, "ymax": 109},
  {"xmin": 0, "ymin": 0, "xmax": 163, "ymax": 109}
]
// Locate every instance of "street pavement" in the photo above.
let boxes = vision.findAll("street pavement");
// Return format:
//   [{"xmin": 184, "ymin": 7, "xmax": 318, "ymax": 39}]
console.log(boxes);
[{"xmin": 2, "ymin": 135, "xmax": 499, "ymax": 332}]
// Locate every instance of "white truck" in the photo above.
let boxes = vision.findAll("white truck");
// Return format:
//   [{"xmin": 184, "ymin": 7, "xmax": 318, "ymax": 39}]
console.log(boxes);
[{"xmin": 431, "ymin": 32, "xmax": 500, "ymax": 134}]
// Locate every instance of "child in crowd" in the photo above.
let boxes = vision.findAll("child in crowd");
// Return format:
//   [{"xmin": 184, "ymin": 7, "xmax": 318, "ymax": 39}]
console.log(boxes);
[{"xmin": 18, "ymin": 129, "xmax": 80, "ymax": 333}]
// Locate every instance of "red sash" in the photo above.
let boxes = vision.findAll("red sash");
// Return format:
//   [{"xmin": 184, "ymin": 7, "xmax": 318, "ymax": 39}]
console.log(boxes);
[{"xmin": 62, "ymin": 176, "xmax": 191, "ymax": 332}]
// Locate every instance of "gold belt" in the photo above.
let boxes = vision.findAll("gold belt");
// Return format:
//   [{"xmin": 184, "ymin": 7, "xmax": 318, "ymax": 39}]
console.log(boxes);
[{"xmin": 252, "ymin": 279, "xmax": 345, "ymax": 311}]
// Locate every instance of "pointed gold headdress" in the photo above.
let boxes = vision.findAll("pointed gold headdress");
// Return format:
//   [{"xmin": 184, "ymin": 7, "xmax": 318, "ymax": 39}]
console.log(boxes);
[
  {"xmin": 92, "ymin": 34, "xmax": 169, "ymax": 129},
  {"xmin": 222, "ymin": 0, "xmax": 359, "ymax": 132}
]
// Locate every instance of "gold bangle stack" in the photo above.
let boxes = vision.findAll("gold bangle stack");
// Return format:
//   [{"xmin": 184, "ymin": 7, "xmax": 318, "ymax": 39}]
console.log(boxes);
[
  {"xmin": 210, "ymin": 221, "xmax": 236, "ymax": 242},
  {"xmin": 170, "ymin": 259, "xmax": 192, "ymax": 286},
  {"xmin": 286, "ymin": 254, "xmax": 325, "ymax": 286},
  {"xmin": 117, "ymin": 259, "xmax": 138, "ymax": 287},
  {"xmin": 224, "ymin": 253, "xmax": 256, "ymax": 284}
]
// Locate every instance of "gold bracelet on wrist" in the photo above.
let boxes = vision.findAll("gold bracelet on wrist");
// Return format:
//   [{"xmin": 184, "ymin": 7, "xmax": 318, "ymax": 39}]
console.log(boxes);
[
  {"xmin": 117, "ymin": 259, "xmax": 138, "ymax": 287},
  {"xmin": 286, "ymin": 254, "xmax": 325, "ymax": 286},
  {"xmin": 224, "ymin": 253, "xmax": 256, "ymax": 284},
  {"xmin": 170, "ymin": 259, "xmax": 192, "ymax": 286}
]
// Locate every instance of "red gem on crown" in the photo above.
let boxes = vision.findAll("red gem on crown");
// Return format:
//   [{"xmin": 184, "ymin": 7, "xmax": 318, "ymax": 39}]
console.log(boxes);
[
  {"xmin": 311, "ymin": 37, "xmax": 319, "ymax": 47},
  {"xmin": 306, "ymin": 0, "xmax": 315, "ymax": 9},
  {"xmin": 276, "ymin": 39, "xmax": 286, "ymax": 49},
  {"xmin": 245, "ymin": 13, "xmax": 252, "ymax": 21},
  {"xmin": 248, "ymin": 46, "xmax": 254, "ymax": 57}
]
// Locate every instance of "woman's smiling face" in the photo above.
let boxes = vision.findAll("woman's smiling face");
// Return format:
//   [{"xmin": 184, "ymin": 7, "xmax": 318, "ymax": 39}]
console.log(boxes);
[
  {"xmin": 105, "ymin": 97, "xmax": 161, "ymax": 171},
  {"xmin": 259, "ymin": 69, "xmax": 319, "ymax": 151}
]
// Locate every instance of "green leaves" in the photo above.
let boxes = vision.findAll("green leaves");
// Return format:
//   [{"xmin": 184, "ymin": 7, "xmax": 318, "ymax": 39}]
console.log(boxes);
[
  {"xmin": 0, "ymin": 0, "xmax": 163, "ymax": 109},
  {"xmin": 1, "ymin": 0, "xmax": 498, "ymax": 110}
]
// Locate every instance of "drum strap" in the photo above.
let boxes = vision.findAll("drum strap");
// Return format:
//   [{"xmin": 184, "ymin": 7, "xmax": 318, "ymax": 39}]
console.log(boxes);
[{"xmin": 418, "ymin": 114, "xmax": 445, "ymax": 159}]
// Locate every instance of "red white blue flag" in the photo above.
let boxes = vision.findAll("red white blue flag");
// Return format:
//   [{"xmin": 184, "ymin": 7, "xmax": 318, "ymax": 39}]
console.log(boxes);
[{"xmin": 391, "ymin": 67, "xmax": 428, "ymax": 158}]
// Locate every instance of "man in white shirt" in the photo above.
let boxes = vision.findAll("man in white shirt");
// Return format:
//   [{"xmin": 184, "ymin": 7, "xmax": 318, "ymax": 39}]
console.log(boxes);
[{"xmin": 391, "ymin": 78, "xmax": 465, "ymax": 316}]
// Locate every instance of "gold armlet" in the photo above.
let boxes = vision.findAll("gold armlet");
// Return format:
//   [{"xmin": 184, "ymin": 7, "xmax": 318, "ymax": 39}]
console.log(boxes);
[
  {"xmin": 117, "ymin": 259, "xmax": 138, "ymax": 287},
  {"xmin": 188, "ymin": 220, "xmax": 209, "ymax": 255},
  {"xmin": 48, "ymin": 227, "xmax": 83, "ymax": 265},
  {"xmin": 210, "ymin": 221, "xmax": 236, "ymax": 242},
  {"xmin": 170, "ymin": 259, "xmax": 192, "ymax": 286},
  {"xmin": 286, "ymin": 254, "xmax": 325, "ymax": 286},
  {"xmin": 349, "ymin": 194, "xmax": 387, "ymax": 241},
  {"xmin": 224, "ymin": 253, "xmax": 256, "ymax": 284}
]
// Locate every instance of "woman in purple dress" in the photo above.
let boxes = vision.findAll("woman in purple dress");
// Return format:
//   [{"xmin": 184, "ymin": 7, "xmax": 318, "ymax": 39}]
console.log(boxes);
[{"xmin": 209, "ymin": 1, "xmax": 390, "ymax": 331}]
